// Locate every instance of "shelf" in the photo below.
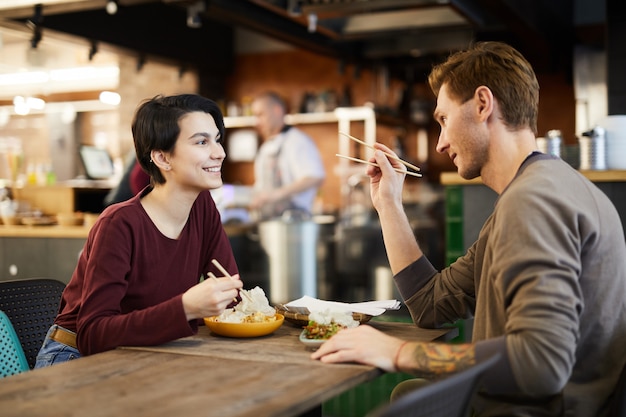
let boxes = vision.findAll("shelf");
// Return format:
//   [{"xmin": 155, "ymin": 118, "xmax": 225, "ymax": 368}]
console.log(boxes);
[{"xmin": 223, "ymin": 106, "xmax": 376, "ymax": 128}]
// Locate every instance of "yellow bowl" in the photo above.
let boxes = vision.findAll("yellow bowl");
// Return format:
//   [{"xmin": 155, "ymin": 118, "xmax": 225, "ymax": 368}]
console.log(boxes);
[{"xmin": 203, "ymin": 314, "xmax": 284, "ymax": 338}]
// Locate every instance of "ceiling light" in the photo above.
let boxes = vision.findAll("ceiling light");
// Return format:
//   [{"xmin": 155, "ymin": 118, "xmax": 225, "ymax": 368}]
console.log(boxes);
[
  {"xmin": 105, "ymin": 0, "xmax": 118, "ymax": 15},
  {"xmin": 27, "ymin": 4, "xmax": 43, "ymax": 49},
  {"xmin": 26, "ymin": 97, "xmax": 46, "ymax": 110},
  {"xmin": 99, "ymin": 91, "xmax": 121, "ymax": 106},
  {"xmin": 12, "ymin": 96, "xmax": 46, "ymax": 115},
  {"xmin": 307, "ymin": 13, "xmax": 317, "ymax": 33},
  {"xmin": 287, "ymin": 0, "xmax": 302, "ymax": 17},
  {"xmin": 61, "ymin": 104, "xmax": 77, "ymax": 124},
  {"xmin": 187, "ymin": 1, "xmax": 205, "ymax": 29},
  {"xmin": 88, "ymin": 40, "xmax": 98, "ymax": 61},
  {"xmin": 49, "ymin": 66, "xmax": 119, "ymax": 82},
  {"xmin": 0, "ymin": 71, "xmax": 49, "ymax": 86},
  {"xmin": 0, "ymin": 108, "xmax": 9, "ymax": 127}
]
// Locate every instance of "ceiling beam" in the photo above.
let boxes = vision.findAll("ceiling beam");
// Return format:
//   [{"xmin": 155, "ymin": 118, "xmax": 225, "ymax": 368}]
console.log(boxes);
[{"xmin": 15, "ymin": 2, "xmax": 234, "ymax": 74}]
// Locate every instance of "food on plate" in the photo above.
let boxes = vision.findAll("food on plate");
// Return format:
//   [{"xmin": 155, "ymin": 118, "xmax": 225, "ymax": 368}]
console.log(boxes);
[
  {"xmin": 302, "ymin": 309, "xmax": 359, "ymax": 340},
  {"xmin": 214, "ymin": 286, "xmax": 276, "ymax": 323}
]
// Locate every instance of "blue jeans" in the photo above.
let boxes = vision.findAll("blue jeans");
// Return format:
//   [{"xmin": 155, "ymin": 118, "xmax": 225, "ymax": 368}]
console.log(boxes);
[{"xmin": 34, "ymin": 325, "xmax": 82, "ymax": 368}]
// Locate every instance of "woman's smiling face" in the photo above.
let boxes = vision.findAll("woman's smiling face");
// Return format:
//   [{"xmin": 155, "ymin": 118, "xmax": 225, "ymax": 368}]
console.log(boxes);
[{"xmin": 168, "ymin": 111, "xmax": 226, "ymax": 191}]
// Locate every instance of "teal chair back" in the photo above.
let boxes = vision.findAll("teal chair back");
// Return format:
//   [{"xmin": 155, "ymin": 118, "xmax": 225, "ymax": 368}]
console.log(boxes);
[{"xmin": 0, "ymin": 310, "xmax": 29, "ymax": 378}]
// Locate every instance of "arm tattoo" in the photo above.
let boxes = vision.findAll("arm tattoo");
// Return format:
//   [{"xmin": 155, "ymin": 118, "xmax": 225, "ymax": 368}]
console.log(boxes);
[{"xmin": 403, "ymin": 342, "xmax": 476, "ymax": 378}]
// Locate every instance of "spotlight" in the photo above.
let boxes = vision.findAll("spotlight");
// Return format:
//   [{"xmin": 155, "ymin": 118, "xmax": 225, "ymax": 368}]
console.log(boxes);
[
  {"xmin": 30, "ymin": 26, "xmax": 42, "ymax": 49},
  {"xmin": 136, "ymin": 55, "xmax": 146, "ymax": 72},
  {"xmin": 288, "ymin": 0, "xmax": 302, "ymax": 17},
  {"xmin": 307, "ymin": 13, "xmax": 317, "ymax": 33},
  {"xmin": 105, "ymin": 0, "xmax": 118, "ymax": 15},
  {"xmin": 186, "ymin": 1, "xmax": 205, "ymax": 29},
  {"xmin": 88, "ymin": 40, "xmax": 98, "ymax": 61},
  {"xmin": 27, "ymin": 4, "xmax": 43, "ymax": 48}
]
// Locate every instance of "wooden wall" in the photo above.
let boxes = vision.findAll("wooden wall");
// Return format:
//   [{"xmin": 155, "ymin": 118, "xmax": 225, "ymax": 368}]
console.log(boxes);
[{"xmin": 223, "ymin": 48, "xmax": 576, "ymax": 211}]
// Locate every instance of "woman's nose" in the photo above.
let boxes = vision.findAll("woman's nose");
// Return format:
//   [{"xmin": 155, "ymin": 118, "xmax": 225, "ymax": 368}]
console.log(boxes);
[{"xmin": 212, "ymin": 143, "xmax": 226, "ymax": 159}]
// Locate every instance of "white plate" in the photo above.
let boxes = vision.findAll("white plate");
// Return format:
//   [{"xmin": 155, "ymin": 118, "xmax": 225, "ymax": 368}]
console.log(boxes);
[{"xmin": 299, "ymin": 330, "xmax": 326, "ymax": 349}]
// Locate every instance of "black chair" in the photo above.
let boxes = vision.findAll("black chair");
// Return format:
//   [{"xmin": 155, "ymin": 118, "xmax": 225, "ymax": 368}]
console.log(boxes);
[
  {"xmin": 0, "ymin": 278, "xmax": 66, "ymax": 369},
  {"xmin": 366, "ymin": 353, "xmax": 501, "ymax": 417},
  {"xmin": 610, "ymin": 361, "xmax": 626, "ymax": 417}
]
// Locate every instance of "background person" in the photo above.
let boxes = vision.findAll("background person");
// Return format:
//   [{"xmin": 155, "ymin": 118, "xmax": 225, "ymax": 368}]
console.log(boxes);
[
  {"xmin": 35, "ymin": 94, "xmax": 243, "ymax": 366},
  {"xmin": 104, "ymin": 150, "xmax": 151, "ymax": 206},
  {"xmin": 250, "ymin": 91, "xmax": 325, "ymax": 220},
  {"xmin": 311, "ymin": 42, "xmax": 626, "ymax": 417}
]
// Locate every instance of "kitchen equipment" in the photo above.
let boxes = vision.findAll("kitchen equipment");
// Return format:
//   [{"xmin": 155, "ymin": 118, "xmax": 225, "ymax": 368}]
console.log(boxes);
[
  {"xmin": 258, "ymin": 212, "xmax": 319, "ymax": 305},
  {"xmin": 601, "ymin": 115, "xmax": 626, "ymax": 170},
  {"xmin": 545, "ymin": 130, "xmax": 563, "ymax": 157},
  {"xmin": 579, "ymin": 126, "xmax": 607, "ymax": 170}
]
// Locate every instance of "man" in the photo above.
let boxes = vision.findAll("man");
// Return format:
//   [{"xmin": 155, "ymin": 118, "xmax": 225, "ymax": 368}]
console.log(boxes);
[
  {"xmin": 312, "ymin": 42, "xmax": 626, "ymax": 416},
  {"xmin": 250, "ymin": 91, "xmax": 325, "ymax": 220}
]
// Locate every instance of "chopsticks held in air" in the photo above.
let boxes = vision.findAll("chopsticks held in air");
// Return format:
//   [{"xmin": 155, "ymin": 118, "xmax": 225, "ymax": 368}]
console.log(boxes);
[
  {"xmin": 337, "ymin": 132, "xmax": 422, "ymax": 178},
  {"xmin": 335, "ymin": 154, "xmax": 422, "ymax": 177}
]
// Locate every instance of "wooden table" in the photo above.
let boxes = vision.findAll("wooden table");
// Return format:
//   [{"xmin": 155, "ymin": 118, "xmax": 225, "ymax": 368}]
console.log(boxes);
[{"xmin": 0, "ymin": 320, "xmax": 457, "ymax": 417}]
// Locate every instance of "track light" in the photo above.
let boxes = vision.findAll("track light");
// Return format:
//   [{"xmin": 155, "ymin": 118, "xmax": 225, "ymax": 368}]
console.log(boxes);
[
  {"xmin": 186, "ymin": 1, "xmax": 205, "ymax": 29},
  {"xmin": 137, "ymin": 55, "xmax": 146, "ymax": 72},
  {"xmin": 88, "ymin": 40, "xmax": 98, "ymax": 61},
  {"xmin": 27, "ymin": 4, "xmax": 43, "ymax": 48},
  {"xmin": 307, "ymin": 13, "xmax": 317, "ymax": 33},
  {"xmin": 106, "ymin": 0, "xmax": 118, "ymax": 15},
  {"xmin": 288, "ymin": 0, "xmax": 302, "ymax": 17}
]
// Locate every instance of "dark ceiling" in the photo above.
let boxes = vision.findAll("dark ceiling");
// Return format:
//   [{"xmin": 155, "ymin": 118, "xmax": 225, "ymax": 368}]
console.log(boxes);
[{"xmin": 0, "ymin": 0, "xmax": 606, "ymax": 83}]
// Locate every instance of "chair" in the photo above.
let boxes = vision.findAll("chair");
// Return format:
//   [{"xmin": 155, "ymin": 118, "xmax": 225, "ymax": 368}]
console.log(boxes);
[
  {"xmin": 0, "ymin": 278, "xmax": 66, "ymax": 369},
  {"xmin": 366, "ymin": 353, "xmax": 501, "ymax": 417},
  {"xmin": 610, "ymin": 361, "xmax": 626, "ymax": 417},
  {"xmin": 0, "ymin": 310, "xmax": 29, "ymax": 378}
]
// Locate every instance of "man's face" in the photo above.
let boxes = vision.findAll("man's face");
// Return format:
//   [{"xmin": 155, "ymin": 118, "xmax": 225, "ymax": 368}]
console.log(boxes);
[
  {"xmin": 433, "ymin": 84, "xmax": 489, "ymax": 180},
  {"xmin": 252, "ymin": 98, "xmax": 282, "ymax": 140}
]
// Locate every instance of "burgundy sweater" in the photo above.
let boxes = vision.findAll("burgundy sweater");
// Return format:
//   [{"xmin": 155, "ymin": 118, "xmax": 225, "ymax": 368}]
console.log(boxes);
[{"xmin": 55, "ymin": 188, "xmax": 238, "ymax": 355}]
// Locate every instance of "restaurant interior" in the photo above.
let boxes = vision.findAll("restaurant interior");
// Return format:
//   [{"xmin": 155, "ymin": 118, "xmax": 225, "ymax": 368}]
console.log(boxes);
[{"xmin": 0, "ymin": 1, "xmax": 624, "ymax": 416}]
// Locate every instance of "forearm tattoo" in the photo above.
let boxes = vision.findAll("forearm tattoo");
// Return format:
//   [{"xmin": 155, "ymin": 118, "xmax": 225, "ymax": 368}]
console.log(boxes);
[{"xmin": 403, "ymin": 342, "xmax": 476, "ymax": 378}]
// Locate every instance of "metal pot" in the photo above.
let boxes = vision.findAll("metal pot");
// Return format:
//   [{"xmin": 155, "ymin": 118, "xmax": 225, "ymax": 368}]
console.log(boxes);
[{"xmin": 258, "ymin": 214, "xmax": 319, "ymax": 305}]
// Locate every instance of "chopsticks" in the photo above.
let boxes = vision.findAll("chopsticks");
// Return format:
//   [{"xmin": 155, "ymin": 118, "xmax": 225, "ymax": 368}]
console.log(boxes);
[
  {"xmin": 339, "ymin": 132, "xmax": 422, "ymax": 174},
  {"xmin": 335, "ymin": 154, "xmax": 423, "ymax": 178},
  {"xmin": 212, "ymin": 259, "xmax": 233, "ymax": 278},
  {"xmin": 210, "ymin": 259, "xmax": 239, "ymax": 303}
]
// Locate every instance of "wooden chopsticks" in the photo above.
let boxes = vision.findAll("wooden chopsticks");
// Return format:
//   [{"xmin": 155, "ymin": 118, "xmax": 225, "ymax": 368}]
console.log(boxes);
[
  {"xmin": 335, "ymin": 154, "xmax": 422, "ymax": 177},
  {"xmin": 211, "ymin": 259, "xmax": 233, "ymax": 278},
  {"xmin": 210, "ymin": 259, "xmax": 239, "ymax": 303},
  {"xmin": 338, "ymin": 131, "xmax": 422, "ymax": 175}
]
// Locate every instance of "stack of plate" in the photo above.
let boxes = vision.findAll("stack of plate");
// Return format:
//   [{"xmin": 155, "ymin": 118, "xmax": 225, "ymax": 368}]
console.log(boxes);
[{"xmin": 601, "ymin": 115, "xmax": 626, "ymax": 170}]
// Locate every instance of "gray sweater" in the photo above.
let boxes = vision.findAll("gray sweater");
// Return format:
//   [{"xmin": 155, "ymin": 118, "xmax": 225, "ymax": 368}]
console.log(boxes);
[{"xmin": 395, "ymin": 154, "xmax": 626, "ymax": 416}]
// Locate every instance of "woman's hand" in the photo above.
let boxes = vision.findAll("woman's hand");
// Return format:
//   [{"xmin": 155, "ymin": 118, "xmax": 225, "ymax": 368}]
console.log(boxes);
[
  {"xmin": 310, "ymin": 325, "xmax": 407, "ymax": 373},
  {"xmin": 182, "ymin": 274, "xmax": 243, "ymax": 320}
]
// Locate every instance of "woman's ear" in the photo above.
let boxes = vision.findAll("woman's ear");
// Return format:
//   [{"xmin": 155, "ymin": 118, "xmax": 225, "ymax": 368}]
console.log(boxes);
[{"xmin": 150, "ymin": 150, "xmax": 171, "ymax": 171}]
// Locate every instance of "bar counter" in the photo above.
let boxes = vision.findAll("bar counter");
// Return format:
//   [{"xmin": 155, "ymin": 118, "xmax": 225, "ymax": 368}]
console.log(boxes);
[
  {"xmin": 440, "ymin": 169, "xmax": 626, "ymax": 185},
  {"xmin": 440, "ymin": 169, "xmax": 626, "ymax": 265}
]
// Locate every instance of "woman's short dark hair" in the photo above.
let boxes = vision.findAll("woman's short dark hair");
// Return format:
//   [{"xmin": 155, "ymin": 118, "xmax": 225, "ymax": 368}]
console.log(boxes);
[{"xmin": 131, "ymin": 94, "xmax": 225, "ymax": 184}]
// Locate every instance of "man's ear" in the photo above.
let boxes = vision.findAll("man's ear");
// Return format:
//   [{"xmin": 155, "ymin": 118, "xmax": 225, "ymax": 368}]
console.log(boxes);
[{"xmin": 474, "ymin": 86, "xmax": 494, "ymax": 122}]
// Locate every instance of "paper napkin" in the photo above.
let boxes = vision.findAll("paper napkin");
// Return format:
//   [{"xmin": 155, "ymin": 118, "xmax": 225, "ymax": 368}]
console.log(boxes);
[{"xmin": 285, "ymin": 295, "xmax": 401, "ymax": 316}]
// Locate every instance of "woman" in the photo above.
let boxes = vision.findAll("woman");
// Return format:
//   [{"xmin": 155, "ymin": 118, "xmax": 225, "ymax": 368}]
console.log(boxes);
[{"xmin": 36, "ymin": 94, "xmax": 243, "ymax": 366}]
